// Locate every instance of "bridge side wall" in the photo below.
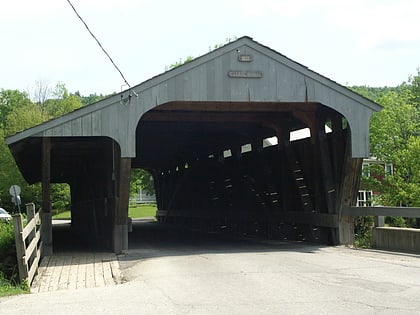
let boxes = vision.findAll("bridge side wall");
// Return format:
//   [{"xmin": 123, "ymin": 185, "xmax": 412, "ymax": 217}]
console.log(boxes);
[{"xmin": 373, "ymin": 227, "xmax": 420, "ymax": 253}]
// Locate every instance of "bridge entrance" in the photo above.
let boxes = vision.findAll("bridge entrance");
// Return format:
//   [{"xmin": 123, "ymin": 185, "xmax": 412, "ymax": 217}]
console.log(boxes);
[{"xmin": 6, "ymin": 37, "xmax": 381, "ymax": 253}]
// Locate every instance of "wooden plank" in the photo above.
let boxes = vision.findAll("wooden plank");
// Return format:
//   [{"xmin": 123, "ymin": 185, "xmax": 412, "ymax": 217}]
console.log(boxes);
[
  {"xmin": 109, "ymin": 257, "xmax": 122, "ymax": 284},
  {"xmin": 24, "ymin": 229, "xmax": 40, "ymax": 264},
  {"xmin": 30, "ymin": 254, "xmax": 49, "ymax": 293},
  {"xmin": 94, "ymin": 254, "xmax": 106, "ymax": 287},
  {"xmin": 102, "ymin": 257, "xmax": 115, "ymax": 286},
  {"xmin": 343, "ymin": 206, "xmax": 420, "ymax": 218},
  {"xmin": 67, "ymin": 255, "xmax": 79, "ymax": 291},
  {"xmin": 39, "ymin": 256, "xmax": 54, "ymax": 292},
  {"xmin": 22, "ymin": 218, "xmax": 37, "ymax": 240},
  {"xmin": 57, "ymin": 256, "xmax": 71, "ymax": 291},
  {"xmin": 76, "ymin": 254, "xmax": 87, "ymax": 289},
  {"xmin": 28, "ymin": 249, "xmax": 41, "ymax": 285},
  {"xmin": 85, "ymin": 254, "xmax": 96, "ymax": 288},
  {"xmin": 48, "ymin": 256, "xmax": 64, "ymax": 292}
]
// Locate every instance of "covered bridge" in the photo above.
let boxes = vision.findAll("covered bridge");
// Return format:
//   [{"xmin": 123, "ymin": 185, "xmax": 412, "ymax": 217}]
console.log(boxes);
[{"xmin": 6, "ymin": 37, "xmax": 381, "ymax": 254}]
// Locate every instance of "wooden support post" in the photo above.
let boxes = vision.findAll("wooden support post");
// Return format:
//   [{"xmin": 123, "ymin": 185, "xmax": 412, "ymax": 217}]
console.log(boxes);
[
  {"xmin": 41, "ymin": 137, "xmax": 53, "ymax": 256},
  {"xmin": 12, "ymin": 213, "xmax": 28, "ymax": 283},
  {"xmin": 336, "ymin": 133, "xmax": 362, "ymax": 245},
  {"xmin": 113, "ymin": 157, "xmax": 131, "ymax": 253}
]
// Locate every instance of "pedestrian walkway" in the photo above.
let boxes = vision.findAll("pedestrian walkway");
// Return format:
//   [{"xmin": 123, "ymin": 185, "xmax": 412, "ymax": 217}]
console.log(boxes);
[{"xmin": 30, "ymin": 252, "xmax": 122, "ymax": 293}]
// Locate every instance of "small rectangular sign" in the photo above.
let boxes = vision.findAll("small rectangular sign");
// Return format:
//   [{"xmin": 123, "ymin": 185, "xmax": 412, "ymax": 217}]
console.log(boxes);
[
  {"xmin": 238, "ymin": 55, "xmax": 253, "ymax": 62},
  {"xmin": 228, "ymin": 70, "xmax": 263, "ymax": 78}
]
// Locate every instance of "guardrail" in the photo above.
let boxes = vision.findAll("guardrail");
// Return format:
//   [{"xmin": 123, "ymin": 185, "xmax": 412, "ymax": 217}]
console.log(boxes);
[
  {"xmin": 12, "ymin": 203, "xmax": 43, "ymax": 284},
  {"xmin": 342, "ymin": 206, "xmax": 420, "ymax": 218},
  {"xmin": 343, "ymin": 206, "xmax": 420, "ymax": 227},
  {"xmin": 343, "ymin": 206, "xmax": 420, "ymax": 253}
]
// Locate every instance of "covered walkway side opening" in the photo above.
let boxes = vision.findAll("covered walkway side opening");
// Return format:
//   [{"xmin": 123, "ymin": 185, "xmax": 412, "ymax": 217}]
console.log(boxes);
[{"xmin": 6, "ymin": 37, "xmax": 381, "ymax": 254}]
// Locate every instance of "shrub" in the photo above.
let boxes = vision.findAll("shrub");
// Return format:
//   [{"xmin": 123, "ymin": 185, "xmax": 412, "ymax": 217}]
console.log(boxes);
[
  {"xmin": 354, "ymin": 216, "xmax": 374, "ymax": 248},
  {"xmin": 0, "ymin": 221, "xmax": 18, "ymax": 283}
]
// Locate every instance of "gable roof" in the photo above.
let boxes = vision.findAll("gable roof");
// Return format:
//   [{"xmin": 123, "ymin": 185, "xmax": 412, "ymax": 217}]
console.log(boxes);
[{"xmin": 6, "ymin": 36, "xmax": 381, "ymax": 158}]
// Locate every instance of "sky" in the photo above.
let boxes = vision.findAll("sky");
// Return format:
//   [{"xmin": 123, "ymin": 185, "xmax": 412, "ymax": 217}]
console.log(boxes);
[{"xmin": 1, "ymin": 0, "xmax": 420, "ymax": 97}]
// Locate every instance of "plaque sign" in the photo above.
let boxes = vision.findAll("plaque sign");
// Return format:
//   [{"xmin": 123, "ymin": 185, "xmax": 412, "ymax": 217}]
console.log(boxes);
[
  {"xmin": 238, "ymin": 54, "xmax": 253, "ymax": 62},
  {"xmin": 228, "ymin": 70, "xmax": 263, "ymax": 78}
]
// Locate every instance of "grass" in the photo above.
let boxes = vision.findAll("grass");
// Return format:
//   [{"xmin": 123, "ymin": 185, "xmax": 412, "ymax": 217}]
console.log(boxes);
[
  {"xmin": 0, "ymin": 273, "xmax": 28, "ymax": 297},
  {"xmin": 129, "ymin": 204, "xmax": 157, "ymax": 218},
  {"xmin": 52, "ymin": 204, "xmax": 157, "ymax": 220}
]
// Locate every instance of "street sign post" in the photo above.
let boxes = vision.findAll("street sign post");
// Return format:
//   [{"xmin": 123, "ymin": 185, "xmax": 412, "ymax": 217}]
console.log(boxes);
[{"xmin": 9, "ymin": 184, "xmax": 22, "ymax": 212}]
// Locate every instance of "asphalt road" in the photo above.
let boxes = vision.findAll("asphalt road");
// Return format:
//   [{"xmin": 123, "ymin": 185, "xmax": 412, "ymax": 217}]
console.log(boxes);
[{"xmin": 1, "ymin": 220, "xmax": 420, "ymax": 314}]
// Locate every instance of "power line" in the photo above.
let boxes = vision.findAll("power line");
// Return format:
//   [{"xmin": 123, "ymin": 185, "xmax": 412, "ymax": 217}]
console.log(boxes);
[{"xmin": 65, "ymin": 0, "xmax": 134, "ymax": 92}]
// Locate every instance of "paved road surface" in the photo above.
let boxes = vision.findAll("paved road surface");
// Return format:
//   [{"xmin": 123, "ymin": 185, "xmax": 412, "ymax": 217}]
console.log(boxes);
[{"xmin": 1, "ymin": 220, "xmax": 419, "ymax": 314}]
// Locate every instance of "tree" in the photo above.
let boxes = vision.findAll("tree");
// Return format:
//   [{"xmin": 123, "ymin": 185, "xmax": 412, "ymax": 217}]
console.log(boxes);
[
  {"xmin": 130, "ymin": 169, "xmax": 155, "ymax": 197},
  {"xmin": 0, "ymin": 89, "xmax": 32, "ymax": 128},
  {"xmin": 31, "ymin": 79, "xmax": 52, "ymax": 107},
  {"xmin": 43, "ymin": 82, "xmax": 82, "ymax": 117},
  {"xmin": 4, "ymin": 103, "xmax": 49, "ymax": 136},
  {"xmin": 0, "ymin": 83, "xmax": 82, "ymax": 210},
  {"xmin": 361, "ymin": 83, "xmax": 420, "ymax": 208}
]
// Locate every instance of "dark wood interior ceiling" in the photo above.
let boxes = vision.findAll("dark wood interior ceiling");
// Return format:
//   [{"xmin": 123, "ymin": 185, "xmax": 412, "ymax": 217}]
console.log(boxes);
[{"xmin": 133, "ymin": 101, "xmax": 318, "ymax": 169}]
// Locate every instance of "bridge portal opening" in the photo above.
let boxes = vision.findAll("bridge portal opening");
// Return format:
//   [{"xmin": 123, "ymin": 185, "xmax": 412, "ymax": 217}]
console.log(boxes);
[{"xmin": 133, "ymin": 101, "xmax": 350, "ymax": 244}]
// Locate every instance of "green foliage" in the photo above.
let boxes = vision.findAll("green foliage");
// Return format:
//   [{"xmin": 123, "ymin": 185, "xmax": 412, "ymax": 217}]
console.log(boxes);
[
  {"xmin": 0, "ymin": 221, "xmax": 18, "ymax": 284},
  {"xmin": 43, "ymin": 83, "xmax": 82, "ymax": 117},
  {"xmin": 166, "ymin": 56, "xmax": 194, "ymax": 71},
  {"xmin": 4, "ymin": 103, "xmax": 49, "ymax": 136},
  {"xmin": 385, "ymin": 216, "xmax": 406, "ymax": 227},
  {"xmin": 408, "ymin": 68, "xmax": 420, "ymax": 108},
  {"xmin": 209, "ymin": 36, "xmax": 238, "ymax": 51},
  {"xmin": 0, "ymin": 89, "xmax": 32, "ymax": 128},
  {"xmin": 354, "ymin": 216, "xmax": 373, "ymax": 248},
  {"xmin": 0, "ymin": 82, "xmax": 81, "ymax": 211},
  {"xmin": 352, "ymin": 73, "xmax": 420, "ymax": 209},
  {"xmin": 130, "ymin": 169, "xmax": 155, "ymax": 197},
  {"xmin": 77, "ymin": 92, "xmax": 106, "ymax": 106},
  {"xmin": 51, "ymin": 183, "xmax": 71, "ymax": 212},
  {"xmin": 166, "ymin": 37, "xmax": 238, "ymax": 72}
]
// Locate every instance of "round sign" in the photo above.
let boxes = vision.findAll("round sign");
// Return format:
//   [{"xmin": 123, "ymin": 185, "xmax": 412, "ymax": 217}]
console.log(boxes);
[{"xmin": 9, "ymin": 185, "xmax": 21, "ymax": 196}]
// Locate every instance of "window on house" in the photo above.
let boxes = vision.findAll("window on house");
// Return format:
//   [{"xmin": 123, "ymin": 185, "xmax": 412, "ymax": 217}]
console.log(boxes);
[
  {"xmin": 385, "ymin": 163, "xmax": 393, "ymax": 175},
  {"xmin": 362, "ymin": 163, "xmax": 370, "ymax": 177},
  {"xmin": 357, "ymin": 190, "xmax": 372, "ymax": 207}
]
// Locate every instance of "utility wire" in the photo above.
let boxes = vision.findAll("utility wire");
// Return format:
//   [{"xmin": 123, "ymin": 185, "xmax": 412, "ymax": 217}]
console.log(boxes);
[{"xmin": 66, "ymin": 0, "xmax": 134, "ymax": 91}]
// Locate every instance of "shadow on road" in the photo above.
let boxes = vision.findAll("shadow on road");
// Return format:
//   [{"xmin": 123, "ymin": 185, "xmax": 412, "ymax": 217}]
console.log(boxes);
[
  {"xmin": 119, "ymin": 218, "xmax": 326, "ymax": 268},
  {"xmin": 51, "ymin": 218, "xmax": 326, "ymax": 267}
]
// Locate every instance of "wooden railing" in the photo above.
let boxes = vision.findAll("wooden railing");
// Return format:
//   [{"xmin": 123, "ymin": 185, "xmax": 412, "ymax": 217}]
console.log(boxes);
[{"xmin": 12, "ymin": 203, "xmax": 43, "ymax": 285}]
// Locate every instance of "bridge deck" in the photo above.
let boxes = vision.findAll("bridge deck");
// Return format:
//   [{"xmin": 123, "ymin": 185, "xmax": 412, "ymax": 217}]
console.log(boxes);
[{"xmin": 31, "ymin": 252, "xmax": 122, "ymax": 293}]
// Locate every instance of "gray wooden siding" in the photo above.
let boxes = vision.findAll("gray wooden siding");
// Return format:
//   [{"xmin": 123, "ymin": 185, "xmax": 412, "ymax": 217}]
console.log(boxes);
[{"xmin": 7, "ymin": 37, "xmax": 380, "ymax": 158}]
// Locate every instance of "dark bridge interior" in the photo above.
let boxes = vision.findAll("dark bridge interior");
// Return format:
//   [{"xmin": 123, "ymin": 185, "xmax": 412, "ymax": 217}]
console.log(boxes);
[{"xmin": 133, "ymin": 101, "xmax": 351, "ymax": 245}]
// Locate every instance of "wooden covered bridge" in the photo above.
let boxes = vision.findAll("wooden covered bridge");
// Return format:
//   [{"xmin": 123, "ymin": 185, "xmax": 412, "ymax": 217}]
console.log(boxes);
[{"xmin": 6, "ymin": 37, "xmax": 381, "ymax": 254}]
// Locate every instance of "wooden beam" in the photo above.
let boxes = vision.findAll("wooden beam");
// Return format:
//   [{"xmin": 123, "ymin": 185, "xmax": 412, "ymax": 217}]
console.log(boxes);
[
  {"xmin": 154, "ymin": 101, "xmax": 319, "ymax": 112},
  {"xmin": 142, "ymin": 111, "xmax": 294, "ymax": 124},
  {"xmin": 336, "ymin": 133, "xmax": 362, "ymax": 245},
  {"xmin": 41, "ymin": 137, "xmax": 53, "ymax": 256},
  {"xmin": 113, "ymin": 157, "xmax": 131, "ymax": 253},
  {"xmin": 156, "ymin": 210, "xmax": 339, "ymax": 228},
  {"xmin": 343, "ymin": 206, "xmax": 420, "ymax": 218}
]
